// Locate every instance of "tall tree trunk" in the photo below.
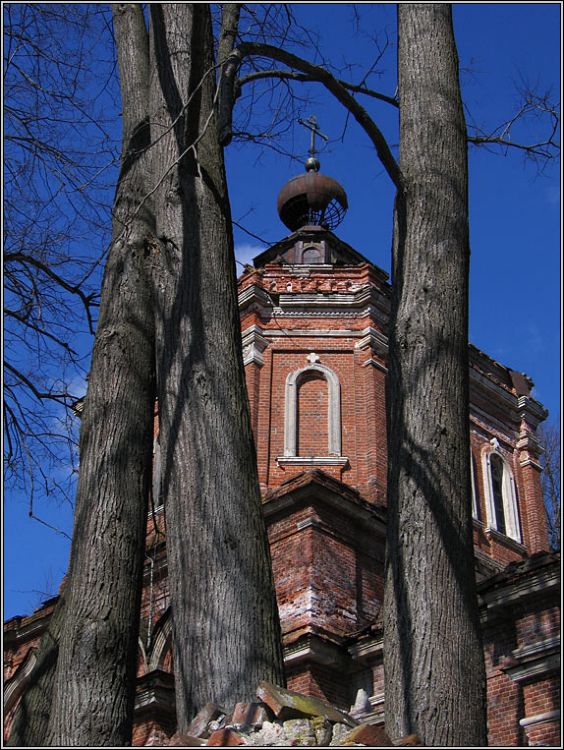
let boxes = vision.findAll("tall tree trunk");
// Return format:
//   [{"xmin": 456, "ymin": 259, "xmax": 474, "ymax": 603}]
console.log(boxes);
[
  {"xmin": 40, "ymin": 6, "xmax": 156, "ymax": 745},
  {"xmin": 147, "ymin": 4, "xmax": 284, "ymax": 729},
  {"xmin": 384, "ymin": 5, "xmax": 487, "ymax": 746},
  {"xmin": 6, "ymin": 599, "xmax": 66, "ymax": 746}
]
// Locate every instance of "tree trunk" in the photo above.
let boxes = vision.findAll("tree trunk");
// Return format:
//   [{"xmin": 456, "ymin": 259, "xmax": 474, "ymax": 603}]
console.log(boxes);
[
  {"xmin": 40, "ymin": 6, "xmax": 156, "ymax": 745},
  {"xmin": 384, "ymin": 5, "xmax": 487, "ymax": 746},
  {"xmin": 6, "ymin": 598, "xmax": 65, "ymax": 746},
  {"xmin": 147, "ymin": 4, "xmax": 285, "ymax": 729}
]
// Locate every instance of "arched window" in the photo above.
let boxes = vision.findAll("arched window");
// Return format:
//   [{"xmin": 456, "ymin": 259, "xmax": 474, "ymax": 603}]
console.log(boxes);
[
  {"xmin": 4, "ymin": 648, "xmax": 37, "ymax": 718},
  {"xmin": 482, "ymin": 446, "xmax": 521, "ymax": 543},
  {"xmin": 283, "ymin": 361, "xmax": 342, "ymax": 459},
  {"xmin": 490, "ymin": 454, "xmax": 506, "ymax": 534},
  {"xmin": 148, "ymin": 609, "xmax": 173, "ymax": 672},
  {"xmin": 470, "ymin": 450, "xmax": 479, "ymax": 520},
  {"xmin": 152, "ymin": 434, "xmax": 162, "ymax": 510},
  {"xmin": 301, "ymin": 246, "xmax": 323, "ymax": 264}
]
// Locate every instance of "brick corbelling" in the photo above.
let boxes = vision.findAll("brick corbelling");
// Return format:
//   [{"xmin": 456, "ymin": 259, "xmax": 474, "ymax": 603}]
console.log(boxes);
[
  {"xmin": 238, "ymin": 262, "xmax": 390, "ymax": 297},
  {"xmin": 263, "ymin": 469, "xmax": 387, "ymax": 522},
  {"xmin": 478, "ymin": 551, "xmax": 560, "ymax": 595}
]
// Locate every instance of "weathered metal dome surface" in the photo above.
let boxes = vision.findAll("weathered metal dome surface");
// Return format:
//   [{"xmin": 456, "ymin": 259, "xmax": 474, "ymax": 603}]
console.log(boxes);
[{"xmin": 277, "ymin": 168, "xmax": 348, "ymax": 232}]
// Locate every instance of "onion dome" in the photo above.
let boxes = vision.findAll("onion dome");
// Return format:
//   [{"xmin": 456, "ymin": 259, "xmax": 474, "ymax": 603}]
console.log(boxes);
[{"xmin": 277, "ymin": 159, "xmax": 348, "ymax": 232}]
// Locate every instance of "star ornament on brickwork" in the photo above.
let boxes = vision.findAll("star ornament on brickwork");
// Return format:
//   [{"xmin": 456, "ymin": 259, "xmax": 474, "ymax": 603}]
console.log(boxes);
[{"xmin": 306, "ymin": 352, "xmax": 320, "ymax": 364}]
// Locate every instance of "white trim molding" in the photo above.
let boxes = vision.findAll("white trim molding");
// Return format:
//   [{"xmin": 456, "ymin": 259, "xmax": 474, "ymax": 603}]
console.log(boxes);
[
  {"xmin": 284, "ymin": 360, "xmax": 342, "ymax": 458},
  {"xmin": 4, "ymin": 649, "xmax": 37, "ymax": 714},
  {"xmin": 148, "ymin": 612, "xmax": 173, "ymax": 672},
  {"xmin": 520, "ymin": 709, "xmax": 560, "ymax": 728},
  {"xmin": 470, "ymin": 449, "xmax": 479, "ymax": 520},
  {"xmin": 241, "ymin": 325, "xmax": 268, "ymax": 367},
  {"xmin": 277, "ymin": 455, "xmax": 348, "ymax": 467}
]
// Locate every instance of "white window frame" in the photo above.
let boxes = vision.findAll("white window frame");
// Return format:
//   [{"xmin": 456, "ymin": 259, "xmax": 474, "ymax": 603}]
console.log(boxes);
[
  {"xmin": 151, "ymin": 434, "xmax": 164, "ymax": 513},
  {"xmin": 470, "ymin": 449, "xmax": 479, "ymax": 520},
  {"xmin": 482, "ymin": 444, "xmax": 521, "ymax": 543},
  {"xmin": 283, "ymin": 363, "xmax": 342, "ymax": 458}
]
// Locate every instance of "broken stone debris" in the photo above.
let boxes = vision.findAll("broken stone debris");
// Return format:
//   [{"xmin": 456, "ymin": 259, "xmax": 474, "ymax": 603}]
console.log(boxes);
[{"xmin": 163, "ymin": 682, "xmax": 421, "ymax": 747}]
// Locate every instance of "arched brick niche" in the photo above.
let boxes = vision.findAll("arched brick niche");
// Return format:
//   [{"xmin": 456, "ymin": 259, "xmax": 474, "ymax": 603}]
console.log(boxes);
[
  {"xmin": 279, "ymin": 361, "xmax": 347, "ymax": 467},
  {"xmin": 297, "ymin": 370, "xmax": 329, "ymax": 456}
]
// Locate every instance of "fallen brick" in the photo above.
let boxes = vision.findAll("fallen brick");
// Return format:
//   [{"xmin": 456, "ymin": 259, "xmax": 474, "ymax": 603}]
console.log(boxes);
[
  {"xmin": 282, "ymin": 717, "xmax": 317, "ymax": 745},
  {"xmin": 187, "ymin": 703, "xmax": 225, "ymax": 738},
  {"xmin": 341, "ymin": 722, "xmax": 393, "ymax": 746},
  {"xmin": 257, "ymin": 681, "xmax": 356, "ymax": 726},
  {"xmin": 167, "ymin": 731, "xmax": 207, "ymax": 746},
  {"xmin": 230, "ymin": 701, "xmax": 272, "ymax": 729},
  {"xmin": 395, "ymin": 733, "xmax": 422, "ymax": 747},
  {"xmin": 207, "ymin": 728, "xmax": 246, "ymax": 747}
]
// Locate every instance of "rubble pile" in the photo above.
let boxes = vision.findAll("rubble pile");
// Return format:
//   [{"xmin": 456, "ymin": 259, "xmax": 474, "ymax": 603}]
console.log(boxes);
[{"xmin": 162, "ymin": 682, "xmax": 421, "ymax": 747}]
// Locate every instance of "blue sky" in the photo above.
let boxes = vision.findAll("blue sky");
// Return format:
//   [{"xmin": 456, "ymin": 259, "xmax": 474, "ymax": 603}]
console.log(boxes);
[{"xmin": 3, "ymin": 3, "xmax": 561, "ymax": 621}]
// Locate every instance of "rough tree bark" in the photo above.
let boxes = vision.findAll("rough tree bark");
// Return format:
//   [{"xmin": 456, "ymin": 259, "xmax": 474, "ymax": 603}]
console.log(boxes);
[
  {"xmin": 6, "ymin": 599, "xmax": 66, "ymax": 746},
  {"xmin": 147, "ymin": 4, "xmax": 285, "ymax": 728},
  {"xmin": 383, "ymin": 5, "xmax": 487, "ymax": 746},
  {"xmin": 10, "ymin": 6, "xmax": 156, "ymax": 746},
  {"xmin": 9, "ymin": 5, "xmax": 284, "ymax": 743}
]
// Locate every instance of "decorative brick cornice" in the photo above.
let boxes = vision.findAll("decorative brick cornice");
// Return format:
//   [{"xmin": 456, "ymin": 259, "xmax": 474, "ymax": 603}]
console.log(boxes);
[
  {"xmin": 277, "ymin": 456, "xmax": 349, "ymax": 467},
  {"xmin": 469, "ymin": 367, "xmax": 519, "ymax": 415},
  {"xmin": 516, "ymin": 431, "xmax": 543, "ymax": 455},
  {"xmin": 261, "ymin": 328, "xmax": 368, "ymax": 338},
  {"xmin": 478, "ymin": 554, "xmax": 560, "ymax": 622},
  {"xmin": 517, "ymin": 394, "xmax": 549, "ymax": 428},
  {"xmin": 503, "ymin": 650, "xmax": 560, "ymax": 683},
  {"xmin": 3, "ymin": 597, "xmax": 58, "ymax": 647},
  {"xmin": 469, "ymin": 404, "xmax": 517, "ymax": 448},
  {"xmin": 347, "ymin": 633, "xmax": 383, "ymax": 664},
  {"xmin": 507, "ymin": 634, "xmax": 561, "ymax": 683},
  {"xmin": 263, "ymin": 470, "xmax": 387, "ymax": 533},
  {"xmin": 362, "ymin": 358, "xmax": 388, "ymax": 373},
  {"xmin": 271, "ymin": 305, "xmax": 379, "ymax": 320},
  {"xmin": 519, "ymin": 457, "xmax": 543, "ymax": 471},
  {"xmin": 241, "ymin": 325, "xmax": 268, "ymax": 367},
  {"xmin": 271, "ymin": 286, "xmax": 389, "ymax": 323},
  {"xmin": 238, "ymin": 284, "xmax": 273, "ymax": 312},
  {"xmin": 238, "ymin": 278, "xmax": 390, "ymax": 325},
  {"xmin": 355, "ymin": 326, "xmax": 389, "ymax": 357},
  {"xmin": 134, "ymin": 669, "xmax": 176, "ymax": 720},
  {"xmin": 283, "ymin": 633, "xmax": 349, "ymax": 669}
]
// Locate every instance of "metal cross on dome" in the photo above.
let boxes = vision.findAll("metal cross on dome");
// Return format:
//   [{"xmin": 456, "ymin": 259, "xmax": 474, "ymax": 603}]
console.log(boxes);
[{"xmin": 298, "ymin": 115, "xmax": 328, "ymax": 164}]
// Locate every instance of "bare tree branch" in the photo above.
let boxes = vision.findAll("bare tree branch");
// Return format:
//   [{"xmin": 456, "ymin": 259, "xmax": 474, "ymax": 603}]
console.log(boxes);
[
  {"xmin": 538, "ymin": 422, "xmax": 561, "ymax": 551},
  {"xmin": 236, "ymin": 69, "xmax": 399, "ymax": 107},
  {"xmin": 219, "ymin": 41, "xmax": 404, "ymax": 190},
  {"xmin": 467, "ymin": 89, "xmax": 559, "ymax": 162}
]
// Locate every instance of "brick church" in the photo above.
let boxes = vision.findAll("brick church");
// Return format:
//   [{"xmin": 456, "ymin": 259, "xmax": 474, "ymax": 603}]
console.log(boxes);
[{"xmin": 4, "ymin": 159, "xmax": 560, "ymax": 746}]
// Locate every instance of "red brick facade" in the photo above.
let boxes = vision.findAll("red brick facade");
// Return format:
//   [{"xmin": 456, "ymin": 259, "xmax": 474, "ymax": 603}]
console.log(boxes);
[{"xmin": 4, "ymin": 227, "xmax": 560, "ymax": 746}]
